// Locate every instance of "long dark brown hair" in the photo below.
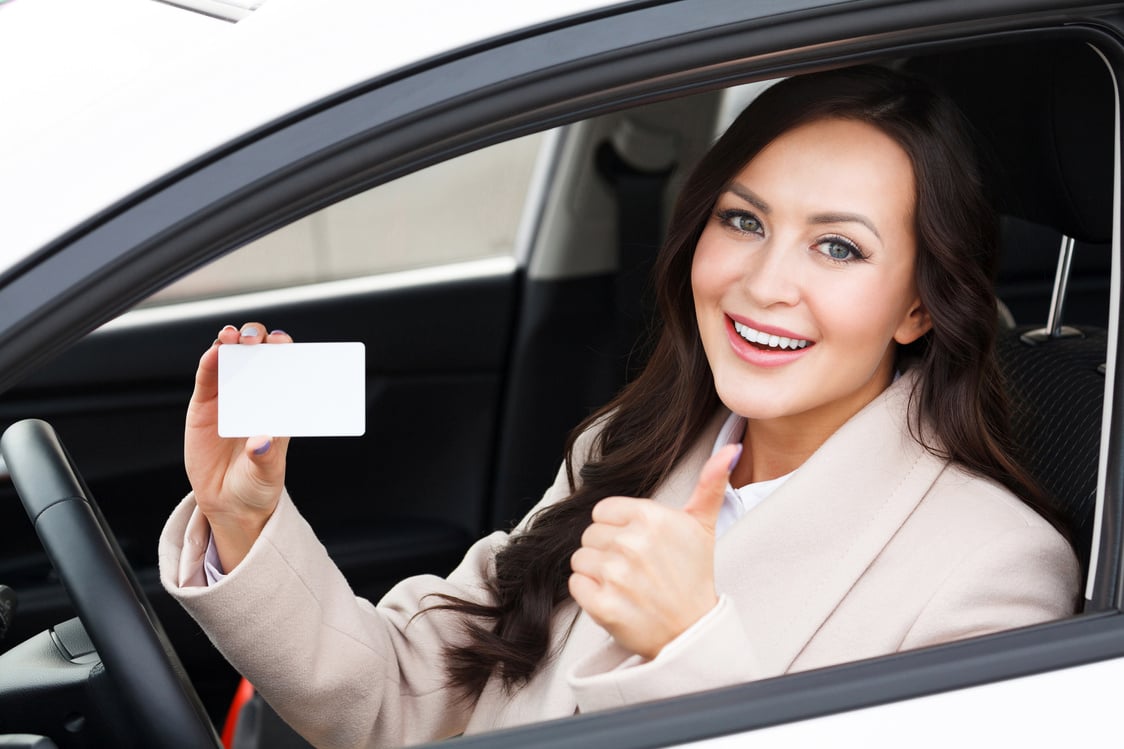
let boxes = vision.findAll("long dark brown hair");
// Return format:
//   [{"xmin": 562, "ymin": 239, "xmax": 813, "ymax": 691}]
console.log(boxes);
[{"xmin": 430, "ymin": 65, "xmax": 1048, "ymax": 698}]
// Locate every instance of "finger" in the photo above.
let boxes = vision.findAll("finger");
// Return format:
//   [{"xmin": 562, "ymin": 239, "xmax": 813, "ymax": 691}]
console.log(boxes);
[
  {"xmin": 569, "ymin": 546, "xmax": 607, "ymax": 580},
  {"xmin": 244, "ymin": 434, "xmax": 291, "ymax": 488},
  {"xmin": 266, "ymin": 328, "xmax": 293, "ymax": 344},
  {"xmin": 683, "ymin": 443, "xmax": 742, "ymax": 532},
  {"xmin": 192, "ymin": 323, "xmax": 266, "ymax": 406},
  {"xmin": 246, "ymin": 435, "xmax": 272, "ymax": 457},
  {"xmin": 590, "ymin": 496, "xmax": 648, "ymax": 526},
  {"xmin": 191, "ymin": 339, "xmax": 222, "ymax": 405},
  {"xmin": 568, "ymin": 572, "xmax": 601, "ymax": 612},
  {"xmin": 216, "ymin": 324, "xmax": 240, "ymax": 345},
  {"xmin": 245, "ymin": 434, "xmax": 291, "ymax": 458},
  {"xmin": 569, "ymin": 573, "xmax": 626, "ymax": 630},
  {"xmin": 238, "ymin": 322, "xmax": 268, "ymax": 344},
  {"xmin": 580, "ymin": 521, "xmax": 622, "ymax": 551},
  {"xmin": 582, "ymin": 523, "xmax": 648, "ymax": 560}
]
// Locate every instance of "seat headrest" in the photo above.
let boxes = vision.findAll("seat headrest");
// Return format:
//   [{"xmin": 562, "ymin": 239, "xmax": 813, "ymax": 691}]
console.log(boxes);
[{"xmin": 908, "ymin": 41, "xmax": 1114, "ymax": 243}]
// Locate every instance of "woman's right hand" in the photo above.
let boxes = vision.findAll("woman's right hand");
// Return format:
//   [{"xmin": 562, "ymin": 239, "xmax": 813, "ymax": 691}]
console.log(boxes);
[{"xmin": 184, "ymin": 322, "xmax": 293, "ymax": 571}]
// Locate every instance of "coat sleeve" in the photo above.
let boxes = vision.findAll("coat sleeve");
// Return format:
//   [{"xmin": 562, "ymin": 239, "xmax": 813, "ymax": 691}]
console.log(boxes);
[
  {"xmin": 567, "ymin": 594, "xmax": 765, "ymax": 713},
  {"xmin": 898, "ymin": 522, "xmax": 1081, "ymax": 649},
  {"xmin": 159, "ymin": 460, "xmax": 576, "ymax": 749}
]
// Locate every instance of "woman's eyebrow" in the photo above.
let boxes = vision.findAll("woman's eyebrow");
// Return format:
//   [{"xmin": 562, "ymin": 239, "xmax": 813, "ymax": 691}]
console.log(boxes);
[
  {"xmin": 725, "ymin": 183, "xmax": 770, "ymax": 213},
  {"xmin": 809, "ymin": 212, "xmax": 882, "ymax": 242}
]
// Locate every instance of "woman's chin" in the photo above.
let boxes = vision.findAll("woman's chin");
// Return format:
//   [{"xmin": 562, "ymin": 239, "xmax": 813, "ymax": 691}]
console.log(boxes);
[{"xmin": 714, "ymin": 391, "xmax": 800, "ymax": 422}]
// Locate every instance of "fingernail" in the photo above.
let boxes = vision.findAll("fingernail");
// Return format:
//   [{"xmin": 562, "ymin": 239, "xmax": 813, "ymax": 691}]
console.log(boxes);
[
  {"xmin": 221, "ymin": 325, "xmax": 237, "ymax": 333},
  {"xmin": 240, "ymin": 325, "xmax": 260, "ymax": 338},
  {"xmin": 253, "ymin": 439, "xmax": 272, "ymax": 456},
  {"xmin": 727, "ymin": 444, "xmax": 743, "ymax": 473},
  {"xmin": 270, "ymin": 329, "xmax": 287, "ymax": 336}
]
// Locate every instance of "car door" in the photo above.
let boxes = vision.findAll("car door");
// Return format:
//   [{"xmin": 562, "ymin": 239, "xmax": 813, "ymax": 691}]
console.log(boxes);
[
  {"xmin": 3, "ymin": 1, "xmax": 1124, "ymax": 747},
  {"xmin": 0, "ymin": 139, "xmax": 545, "ymax": 719}
]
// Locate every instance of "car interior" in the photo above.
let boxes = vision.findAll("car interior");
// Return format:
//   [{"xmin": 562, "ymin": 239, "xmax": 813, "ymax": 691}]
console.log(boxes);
[{"xmin": 0, "ymin": 30, "xmax": 1116, "ymax": 749}]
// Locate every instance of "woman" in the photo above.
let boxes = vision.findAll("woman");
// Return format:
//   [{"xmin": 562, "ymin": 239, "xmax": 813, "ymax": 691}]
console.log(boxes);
[{"xmin": 160, "ymin": 66, "xmax": 1079, "ymax": 748}]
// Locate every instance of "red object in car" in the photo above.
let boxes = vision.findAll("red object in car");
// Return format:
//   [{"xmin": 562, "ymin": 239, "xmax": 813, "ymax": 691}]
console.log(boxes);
[{"xmin": 222, "ymin": 678, "xmax": 256, "ymax": 749}]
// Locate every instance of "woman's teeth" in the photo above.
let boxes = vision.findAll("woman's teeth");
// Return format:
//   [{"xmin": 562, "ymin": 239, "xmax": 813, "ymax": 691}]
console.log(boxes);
[{"xmin": 733, "ymin": 321, "xmax": 810, "ymax": 350}]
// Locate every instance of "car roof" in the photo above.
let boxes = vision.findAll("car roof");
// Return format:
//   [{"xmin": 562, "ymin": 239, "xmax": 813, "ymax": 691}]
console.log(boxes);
[{"xmin": 0, "ymin": 0, "xmax": 615, "ymax": 275}]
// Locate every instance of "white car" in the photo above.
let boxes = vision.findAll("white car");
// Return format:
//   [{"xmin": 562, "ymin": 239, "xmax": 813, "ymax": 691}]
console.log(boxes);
[{"xmin": 0, "ymin": 1, "xmax": 1121, "ymax": 747}]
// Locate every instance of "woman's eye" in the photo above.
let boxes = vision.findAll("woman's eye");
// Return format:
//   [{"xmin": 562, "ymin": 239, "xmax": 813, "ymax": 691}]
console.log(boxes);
[
  {"xmin": 717, "ymin": 209, "xmax": 762, "ymax": 235},
  {"xmin": 815, "ymin": 237, "xmax": 865, "ymax": 262}
]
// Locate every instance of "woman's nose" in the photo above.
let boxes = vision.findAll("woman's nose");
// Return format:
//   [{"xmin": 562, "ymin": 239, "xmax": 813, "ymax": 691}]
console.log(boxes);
[{"xmin": 743, "ymin": 239, "xmax": 802, "ymax": 307}]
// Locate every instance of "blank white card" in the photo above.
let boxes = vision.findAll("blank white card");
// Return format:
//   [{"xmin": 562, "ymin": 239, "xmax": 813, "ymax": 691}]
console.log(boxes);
[{"xmin": 218, "ymin": 342, "xmax": 366, "ymax": 437}]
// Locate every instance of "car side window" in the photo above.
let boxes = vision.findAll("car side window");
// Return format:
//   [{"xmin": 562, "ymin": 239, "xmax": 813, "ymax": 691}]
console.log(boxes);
[{"xmin": 143, "ymin": 132, "xmax": 543, "ymax": 306}]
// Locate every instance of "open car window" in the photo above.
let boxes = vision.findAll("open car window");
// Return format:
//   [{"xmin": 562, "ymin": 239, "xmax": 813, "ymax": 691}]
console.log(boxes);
[{"xmin": 143, "ymin": 133, "xmax": 545, "ymax": 306}]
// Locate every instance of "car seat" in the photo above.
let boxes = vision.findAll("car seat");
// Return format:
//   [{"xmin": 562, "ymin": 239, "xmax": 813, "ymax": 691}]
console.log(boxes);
[{"xmin": 909, "ymin": 39, "xmax": 1116, "ymax": 604}]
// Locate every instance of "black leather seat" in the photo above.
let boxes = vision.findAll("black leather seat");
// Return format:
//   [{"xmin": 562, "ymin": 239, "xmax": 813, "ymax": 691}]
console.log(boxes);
[
  {"xmin": 996, "ymin": 326, "xmax": 1106, "ymax": 566},
  {"xmin": 910, "ymin": 40, "xmax": 1115, "ymax": 590}
]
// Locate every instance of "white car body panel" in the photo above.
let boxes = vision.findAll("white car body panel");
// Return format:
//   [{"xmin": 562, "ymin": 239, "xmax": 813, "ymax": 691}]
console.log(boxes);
[
  {"xmin": 683, "ymin": 656, "xmax": 1124, "ymax": 747},
  {"xmin": 0, "ymin": 0, "xmax": 612, "ymax": 273}
]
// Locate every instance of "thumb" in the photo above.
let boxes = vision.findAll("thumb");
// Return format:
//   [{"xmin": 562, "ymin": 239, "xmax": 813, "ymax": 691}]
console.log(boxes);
[
  {"xmin": 683, "ymin": 443, "xmax": 742, "ymax": 532},
  {"xmin": 244, "ymin": 435, "xmax": 290, "ymax": 482}
]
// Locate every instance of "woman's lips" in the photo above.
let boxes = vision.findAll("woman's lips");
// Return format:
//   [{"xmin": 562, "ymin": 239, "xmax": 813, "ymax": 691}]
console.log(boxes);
[{"xmin": 724, "ymin": 315, "xmax": 814, "ymax": 367}]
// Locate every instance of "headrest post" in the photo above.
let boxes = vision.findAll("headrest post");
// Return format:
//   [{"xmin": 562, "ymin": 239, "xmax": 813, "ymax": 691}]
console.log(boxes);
[
  {"xmin": 1048, "ymin": 235, "xmax": 1077, "ymax": 336},
  {"xmin": 1019, "ymin": 234, "xmax": 1085, "ymax": 345}
]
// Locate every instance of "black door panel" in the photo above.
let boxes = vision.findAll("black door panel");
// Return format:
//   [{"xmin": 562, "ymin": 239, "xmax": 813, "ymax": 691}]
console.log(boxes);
[{"xmin": 0, "ymin": 271, "xmax": 516, "ymax": 721}]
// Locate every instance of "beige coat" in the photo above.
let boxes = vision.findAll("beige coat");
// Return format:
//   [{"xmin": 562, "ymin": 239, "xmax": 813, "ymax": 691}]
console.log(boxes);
[{"xmin": 159, "ymin": 374, "xmax": 1080, "ymax": 749}]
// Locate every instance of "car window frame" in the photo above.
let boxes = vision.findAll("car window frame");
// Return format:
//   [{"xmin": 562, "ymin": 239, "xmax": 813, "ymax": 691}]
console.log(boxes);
[{"xmin": 1, "ymin": 2, "xmax": 1123, "ymax": 746}]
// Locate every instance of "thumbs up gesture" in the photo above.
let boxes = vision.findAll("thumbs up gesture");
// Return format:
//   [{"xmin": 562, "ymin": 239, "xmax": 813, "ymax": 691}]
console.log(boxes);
[{"xmin": 569, "ymin": 443, "xmax": 742, "ymax": 659}]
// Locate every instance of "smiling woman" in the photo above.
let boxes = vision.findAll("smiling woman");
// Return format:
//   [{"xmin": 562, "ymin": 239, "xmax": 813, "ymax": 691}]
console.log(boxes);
[
  {"xmin": 153, "ymin": 64, "xmax": 1080, "ymax": 749},
  {"xmin": 693, "ymin": 116, "xmax": 927, "ymax": 475}
]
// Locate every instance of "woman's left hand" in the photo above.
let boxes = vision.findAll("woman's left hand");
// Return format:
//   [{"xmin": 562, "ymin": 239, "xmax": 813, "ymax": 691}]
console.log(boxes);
[{"xmin": 569, "ymin": 444, "xmax": 741, "ymax": 660}]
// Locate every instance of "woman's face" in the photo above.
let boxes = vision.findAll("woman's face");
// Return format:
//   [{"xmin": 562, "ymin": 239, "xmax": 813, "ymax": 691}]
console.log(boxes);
[{"xmin": 691, "ymin": 116, "xmax": 931, "ymax": 433}]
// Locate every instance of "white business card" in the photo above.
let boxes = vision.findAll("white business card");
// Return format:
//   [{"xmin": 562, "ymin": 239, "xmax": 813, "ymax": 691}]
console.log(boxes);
[{"xmin": 217, "ymin": 342, "xmax": 366, "ymax": 437}]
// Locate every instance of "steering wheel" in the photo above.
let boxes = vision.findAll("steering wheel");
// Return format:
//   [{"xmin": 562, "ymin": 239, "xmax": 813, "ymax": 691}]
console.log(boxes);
[{"xmin": 0, "ymin": 419, "xmax": 221, "ymax": 748}]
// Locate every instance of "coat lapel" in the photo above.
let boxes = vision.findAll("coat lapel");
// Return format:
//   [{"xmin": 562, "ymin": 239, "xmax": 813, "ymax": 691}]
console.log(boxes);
[{"xmin": 655, "ymin": 371, "xmax": 948, "ymax": 677}]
